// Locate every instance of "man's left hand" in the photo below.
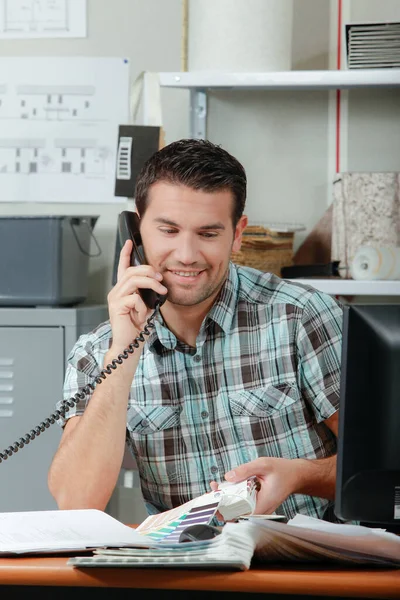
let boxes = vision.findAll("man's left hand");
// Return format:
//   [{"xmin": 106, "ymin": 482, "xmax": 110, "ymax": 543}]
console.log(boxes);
[{"xmin": 211, "ymin": 457, "xmax": 298, "ymax": 515}]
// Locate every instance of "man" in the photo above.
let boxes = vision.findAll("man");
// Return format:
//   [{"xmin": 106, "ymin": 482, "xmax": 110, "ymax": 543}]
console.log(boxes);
[{"xmin": 48, "ymin": 138, "xmax": 342, "ymax": 521}]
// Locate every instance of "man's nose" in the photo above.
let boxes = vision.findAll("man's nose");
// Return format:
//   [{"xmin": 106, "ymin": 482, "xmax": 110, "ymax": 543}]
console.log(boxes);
[{"xmin": 174, "ymin": 234, "xmax": 199, "ymax": 264}]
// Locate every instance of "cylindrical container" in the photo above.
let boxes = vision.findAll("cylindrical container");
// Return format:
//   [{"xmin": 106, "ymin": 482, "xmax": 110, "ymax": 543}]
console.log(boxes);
[
  {"xmin": 350, "ymin": 245, "xmax": 400, "ymax": 281},
  {"xmin": 188, "ymin": 0, "xmax": 293, "ymax": 71}
]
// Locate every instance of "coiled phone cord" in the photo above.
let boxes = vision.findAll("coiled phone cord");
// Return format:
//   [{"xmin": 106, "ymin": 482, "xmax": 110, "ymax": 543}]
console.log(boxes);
[{"xmin": 0, "ymin": 307, "xmax": 159, "ymax": 464}]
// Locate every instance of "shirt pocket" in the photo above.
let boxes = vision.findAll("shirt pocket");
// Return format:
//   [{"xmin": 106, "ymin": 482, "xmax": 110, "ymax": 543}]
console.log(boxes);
[
  {"xmin": 127, "ymin": 404, "xmax": 183, "ymax": 486},
  {"xmin": 229, "ymin": 383, "xmax": 300, "ymax": 417},
  {"xmin": 127, "ymin": 404, "xmax": 181, "ymax": 434}
]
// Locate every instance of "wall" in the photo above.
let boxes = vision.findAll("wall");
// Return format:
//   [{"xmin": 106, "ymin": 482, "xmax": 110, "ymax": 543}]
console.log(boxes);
[
  {"xmin": 349, "ymin": 0, "xmax": 400, "ymax": 22},
  {"xmin": 0, "ymin": 0, "xmax": 187, "ymax": 305},
  {"xmin": 205, "ymin": 0, "xmax": 400, "ymax": 251},
  {"xmin": 345, "ymin": 0, "xmax": 400, "ymax": 173},
  {"xmin": 1, "ymin": 0, "xmax": 399, "ymax": 522},
  {"xmin": 206, "ymin": 0, "xmax": 331, "ymax": 247},
  {"xmin": 0, "ymin": 0, "xmax": 399, "ymax": 306}
]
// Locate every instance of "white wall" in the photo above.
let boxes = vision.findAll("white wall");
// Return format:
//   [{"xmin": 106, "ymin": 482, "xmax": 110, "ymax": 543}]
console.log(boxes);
[
  {"xmin": 345, "ymin": 1, "xmax": 400, "ymax": 173},
  {"xmin": 203, "ymin": 0, "xmax": 332, "ymax": 250},
  {"xmin": 349, "ymin": 0, "xmax": 400, "ymax": 22},
  {"xmin": 0, "ymin": 0, "xmax": 399, "ymax": 305},
  {"xmin": 0, "ymin": 0, "xmax": 187, "ymax": 305}
]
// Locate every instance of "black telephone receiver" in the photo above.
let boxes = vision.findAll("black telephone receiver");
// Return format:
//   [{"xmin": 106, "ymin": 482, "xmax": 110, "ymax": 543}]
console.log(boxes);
[
  {"xmin": 0, "ymin": 213, "xmax": 165, "ymax": 464},
  {"xmin": 118, "ymin": 211, "xmax": 167, "ymax": 309}
]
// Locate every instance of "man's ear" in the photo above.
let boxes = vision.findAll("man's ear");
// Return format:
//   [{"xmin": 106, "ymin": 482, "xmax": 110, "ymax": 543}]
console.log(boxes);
[{"xmin": 232, "ymin": 215, "xmax": 248, "ymax": 253}]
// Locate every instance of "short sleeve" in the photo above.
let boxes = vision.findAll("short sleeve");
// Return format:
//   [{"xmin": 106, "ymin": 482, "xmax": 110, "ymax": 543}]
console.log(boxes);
[
  {"xmin": 296, "ymin": 291, "xmax": 343, "ymax": 423},
  {"xmin": 55, "ymin": 320, "xmax": 112, "ymax": 428}
]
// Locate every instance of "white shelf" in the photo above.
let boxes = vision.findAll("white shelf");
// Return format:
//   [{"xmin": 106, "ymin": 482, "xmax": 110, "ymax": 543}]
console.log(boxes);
[
  {"xmin": 159, "ymin": 69, "xmax": 400, "ymax": 91},
  {"xmin": 288, "ymin": 279, "xmax": 400, "ymax": 296}
]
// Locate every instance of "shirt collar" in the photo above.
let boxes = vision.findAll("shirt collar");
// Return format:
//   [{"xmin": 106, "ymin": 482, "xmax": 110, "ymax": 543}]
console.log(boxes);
[
  {"xmin": 205, "ymin": 262, "xmax": 238, "ymax": 334},
  {"xmin": 146, "ymin": 262, "xmax": 239, "ymax": 352},
  {"xmin": 147, "ymin": 311, "xmax": 178, "ymax": 352}
]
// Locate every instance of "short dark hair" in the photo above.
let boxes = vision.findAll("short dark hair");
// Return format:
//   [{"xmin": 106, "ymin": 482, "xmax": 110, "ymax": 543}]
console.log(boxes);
[{"xmin": 134, "ymin": 138, "xmax": 247, "ymax": 226}]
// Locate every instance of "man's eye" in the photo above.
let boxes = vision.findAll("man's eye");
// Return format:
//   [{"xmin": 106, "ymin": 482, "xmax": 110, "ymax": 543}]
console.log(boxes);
[
  {"xmin": 160, "ymin": 228, "xmax": 177, "ymax": 234},
  {"xmin": 200, "ymin": 232, "xmax": 218, "ymax": 238}
]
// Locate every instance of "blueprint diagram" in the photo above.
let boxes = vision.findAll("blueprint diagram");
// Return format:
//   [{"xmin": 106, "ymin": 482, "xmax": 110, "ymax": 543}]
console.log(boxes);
[
  {"xmin": 0, "ymin": 0, "xmax": 86, "ymax": 39},
  {"xmin": 0, "ymin": 57, "xmax": 130, "ymax": 203}
]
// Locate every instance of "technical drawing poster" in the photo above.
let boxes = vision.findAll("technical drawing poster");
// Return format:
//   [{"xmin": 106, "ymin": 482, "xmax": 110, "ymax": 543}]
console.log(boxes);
[
  {"xmin": 0, "ymin": 0, "xmax": 86, "ymax": 39},
  {"xmin": 0, "ymin": 57, "xmax": 130, "ymax": 203}
]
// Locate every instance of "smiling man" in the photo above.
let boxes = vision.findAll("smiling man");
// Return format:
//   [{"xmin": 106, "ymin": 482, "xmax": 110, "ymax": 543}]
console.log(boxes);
[{"xmin": 48, "ymin": 139, "xmax": 343, "ymax": 522}]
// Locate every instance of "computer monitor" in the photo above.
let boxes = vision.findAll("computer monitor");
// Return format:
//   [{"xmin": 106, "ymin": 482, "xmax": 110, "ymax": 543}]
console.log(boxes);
[{"xmin": 335, "ymin": 304, "xmax": 400, "ymax": 529}]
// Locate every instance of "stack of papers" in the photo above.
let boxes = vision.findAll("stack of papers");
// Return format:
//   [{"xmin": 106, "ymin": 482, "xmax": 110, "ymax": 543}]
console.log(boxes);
[
  {"xmin": 0, "ymin": 480, "xmax": 256, "ymax": 553},
  {"xmin": 1, "ymin": 508, "xmax": 400, "ymax": 570},
  {"xmin": 67, "ymin": 514, "xmax": 400, "ymax": 570},
  {"xmin": 0, "ymin": 509, "xmax": 149, "ymax": 555},
  {"xmin": 346, "ymin": 22, "xmax": 400, "ymax": 69}
]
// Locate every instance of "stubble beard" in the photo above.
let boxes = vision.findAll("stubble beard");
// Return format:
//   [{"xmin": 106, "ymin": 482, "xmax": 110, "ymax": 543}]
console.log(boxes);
[{"xmin": 164, "ymin": 268, "xmax": 228, "ymax": 307}]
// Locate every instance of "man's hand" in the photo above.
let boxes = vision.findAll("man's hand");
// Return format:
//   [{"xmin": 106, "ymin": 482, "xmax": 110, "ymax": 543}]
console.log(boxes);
[
  {"xmin": 107, "ymin": 240, "xmax": 167, "ymax": 352},
  {"xmin": 226, "ymin": 457, "xmax": 296, "ymax": 514},
  {"xmin": 211, "ymin": 452, "xmax": 337, "ymax": 515},
  {"xmin": 211, "ymin": 457, "xmax": 297, "ymax": 515}
]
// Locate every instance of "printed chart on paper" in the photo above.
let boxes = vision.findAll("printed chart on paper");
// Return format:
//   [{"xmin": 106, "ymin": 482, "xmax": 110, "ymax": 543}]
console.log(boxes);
[
  {"xmin": 0, "ymin": 57, "xmax": 130, "ymax": 203},
  {"xmin": 0, "ymin": 0, "xmax": 86, "ymax": 39}
]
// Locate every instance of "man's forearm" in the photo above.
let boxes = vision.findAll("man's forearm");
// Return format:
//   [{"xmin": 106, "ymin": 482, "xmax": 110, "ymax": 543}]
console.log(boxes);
[
  {"xmin": 292, "ymin": 454, "xmax": 337, "ymax": 500},
  {"xmin": 48, "ymin": 347, "xmax": 142, "ymax": 510}
]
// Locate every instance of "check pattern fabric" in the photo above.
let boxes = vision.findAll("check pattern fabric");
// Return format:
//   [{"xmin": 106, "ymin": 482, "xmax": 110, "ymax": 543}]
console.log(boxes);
[{"xmin": 59, "ymin": 263, "xmax": 342, "ymax": 521}]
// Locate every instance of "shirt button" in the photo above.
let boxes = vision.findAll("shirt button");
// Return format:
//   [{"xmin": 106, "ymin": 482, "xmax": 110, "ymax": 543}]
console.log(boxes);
[
  {"xmin": 201, "ymin": 410, "xmax": 209, "ymax": 419},
  {"xmin": 211, "ymin": 466, "xmax": 218, "ymax": 474},
  {"xmin": 141, "ymin": 419, "xmax": 149, "ymax": 427},
  {"xmin": 194, "ymin": 355, "xmax": 201, "ymax": 362}
]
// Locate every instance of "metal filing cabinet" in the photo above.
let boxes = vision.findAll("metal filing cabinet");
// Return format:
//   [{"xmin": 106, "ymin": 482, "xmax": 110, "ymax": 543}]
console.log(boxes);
[{"xmin": 0, "ymin": 305, "xmax": 107, "ymax": 512}]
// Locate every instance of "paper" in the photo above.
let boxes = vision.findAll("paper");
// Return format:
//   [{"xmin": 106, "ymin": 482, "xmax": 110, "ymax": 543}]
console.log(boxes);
[
  {"xmin": 0, "ymin": 57, "xmax": 129, "ymax": 203},
  {"xmin": 0, "ymin": 0, "xmax": 86, "ymax": 39},
  {"xmin": 67, "ymin": 516, "xmax": 400, "ymax": 570},
  {"xmin": 216, "ymin": 477, "xmax": 258, "ymax": 521},
  {"xmin": 0, "ymin": 483, "xmax": 254, "ymax": 555},
  {"xmin": 69, "ymin": 522, "xmax": 256, "ymax": 570},
  {"xmin": 257, "ymin": 516, "xmax": 400, "ymax": 564},
  {"xmin": 0, "ymin": 509, "xmax": 149, "ymax": 555},
  {"xmin": 136, "ymin": 492, "xmax": 220, "ymax": 543},
  {"xmin": 135, "ymin": 478, "xmax": 259, "ymax": 543}
]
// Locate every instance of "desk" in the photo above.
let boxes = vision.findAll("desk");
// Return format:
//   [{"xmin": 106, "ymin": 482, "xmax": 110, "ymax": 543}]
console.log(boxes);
[{"xmin": 0, "ymin": 556, "xmax": 399, "ymax": 599}]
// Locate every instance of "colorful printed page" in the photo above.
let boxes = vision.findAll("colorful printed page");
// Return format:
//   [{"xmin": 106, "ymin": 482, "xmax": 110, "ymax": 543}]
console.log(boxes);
[{"xmin": 135, "ymin": 491, "xmax": 221, "ymax": 544}]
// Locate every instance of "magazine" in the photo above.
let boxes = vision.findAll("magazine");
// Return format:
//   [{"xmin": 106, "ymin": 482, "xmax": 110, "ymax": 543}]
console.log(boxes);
[{"xmin": 67, "ymin": 514, "xmax": 400, "ymax": 570}]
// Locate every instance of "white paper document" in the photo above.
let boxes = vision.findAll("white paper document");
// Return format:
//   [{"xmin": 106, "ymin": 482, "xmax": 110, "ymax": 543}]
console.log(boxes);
[
  {"xmin": 1, "ymin": 507, "xmax": 400, "ymax": 569},
  {"xmin": 0, "ymin": 509, "xmax": 149, "ymax": 555},
  {"xmin": 0, "ymin": 0, "xmax": 86, "ymax": 39},
  {"xmin": 67, "ymin": 515, "xmax": 400, "ymax": 570},
  {"xmin": 0, "ymin": 56, "xmax": 130, "ymax": 203}
]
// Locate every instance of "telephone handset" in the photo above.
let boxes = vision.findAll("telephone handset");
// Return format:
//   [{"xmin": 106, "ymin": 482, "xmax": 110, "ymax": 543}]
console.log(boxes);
[
  {"xmin": 0, "ymin": 211, "xmax": 164, "ymax": 464},
  {"xmin": 118, "ymin": 210, "xmax": 167, "ymax": 309}
]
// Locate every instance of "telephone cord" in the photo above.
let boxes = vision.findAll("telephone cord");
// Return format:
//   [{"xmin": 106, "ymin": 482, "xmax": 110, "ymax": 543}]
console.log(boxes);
[{"xmin": 0, "ymin": 307, "xmax": 159, "ymax": 464}]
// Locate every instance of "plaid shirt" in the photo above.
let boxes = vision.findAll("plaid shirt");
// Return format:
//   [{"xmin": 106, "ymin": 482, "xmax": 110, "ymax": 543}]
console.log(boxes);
[{"xmin": 59, "ymin": 263, "xmax": 342, "ymax": 521}]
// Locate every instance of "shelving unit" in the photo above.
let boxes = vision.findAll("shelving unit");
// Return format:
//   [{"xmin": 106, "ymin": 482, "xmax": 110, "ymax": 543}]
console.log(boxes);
[
  {"xmin": 159, "ymin": 69, "xmax": 400, "ymax": 91},
  {"xmin": 156, "ymin": 69, "xmax": 400, "ymax": 298},
  {"xmin": 158, "ymin": 68, "xmax": 400, "ymax": 139},
  {"xmin": 287, "ymin": 279, "xmax": 400, "ymax": 297}
]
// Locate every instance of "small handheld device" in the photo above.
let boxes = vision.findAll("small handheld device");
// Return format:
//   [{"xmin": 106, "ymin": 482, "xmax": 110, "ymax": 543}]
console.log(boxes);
[{"xmin": 118, "ymin": 211, "xmax": 167, "ymax": 309}]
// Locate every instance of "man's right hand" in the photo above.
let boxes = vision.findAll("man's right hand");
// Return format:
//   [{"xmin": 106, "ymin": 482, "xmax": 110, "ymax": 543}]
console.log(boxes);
[{"xmin": 107, "ymin": 240, "xmax": 167, "ymax": 351}]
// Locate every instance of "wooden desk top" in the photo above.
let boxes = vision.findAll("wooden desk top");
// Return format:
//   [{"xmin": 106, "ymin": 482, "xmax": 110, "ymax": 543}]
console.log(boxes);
[{"xmin": 0, "ymin": 555, "xmax": 399, "ymax": 598}]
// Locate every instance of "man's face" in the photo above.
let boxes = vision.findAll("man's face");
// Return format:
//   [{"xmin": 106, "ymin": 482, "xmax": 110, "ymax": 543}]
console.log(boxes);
[{"xmin": 139, "ymin": 181, "xmax": 247, "ymax": 307}]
